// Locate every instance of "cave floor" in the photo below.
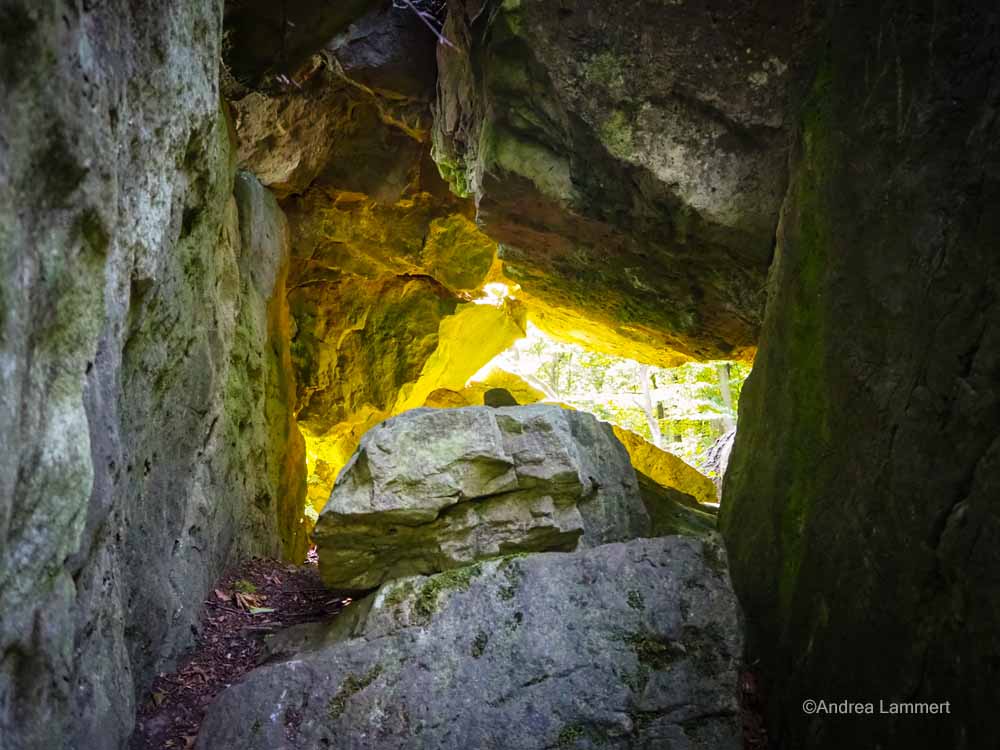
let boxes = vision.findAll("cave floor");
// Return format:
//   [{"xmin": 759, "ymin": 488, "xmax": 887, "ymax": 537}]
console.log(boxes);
[
  {"xmin": 127, "ymin": 552, "xmax": 769, "ymax": 749},
  {"xmin": 129, "ymin": 553, "xmax": 348, "ymax": 750}
]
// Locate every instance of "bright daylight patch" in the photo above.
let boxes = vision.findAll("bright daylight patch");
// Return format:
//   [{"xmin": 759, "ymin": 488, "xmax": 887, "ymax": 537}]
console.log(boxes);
[{"xmin": 469, "ymin": 323, "xmax": 750, "ymax": 476}]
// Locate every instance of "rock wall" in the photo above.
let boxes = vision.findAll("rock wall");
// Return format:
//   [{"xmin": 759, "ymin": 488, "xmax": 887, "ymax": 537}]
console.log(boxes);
[
  {"xmin": 227, "ymin": 14, "xmax": 529, "ymax": 506},
  {"xmin": 721, "ymin": 3, "xmax": 1000, "ymax": 748},
  {"xmin": 197, "ymin": 537, "xmax": 744, "ymax": 750},
  {"xmin": 432, "ymin": 0, "xmax": 813, "ymax": 364},
  {"xmin": 0, "ymin": 3, "xmax": 306, "ymax": 748}
]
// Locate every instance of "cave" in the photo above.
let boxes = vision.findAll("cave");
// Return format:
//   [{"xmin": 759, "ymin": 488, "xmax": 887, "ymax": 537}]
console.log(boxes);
[{"xmin": 1, "ymin": 1, "xmax": 997, "ymax": 749}]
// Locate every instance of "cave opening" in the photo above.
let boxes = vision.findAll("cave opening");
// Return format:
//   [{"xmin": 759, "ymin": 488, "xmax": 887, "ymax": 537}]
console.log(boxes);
[{"xmin": 4, "ymin": 0, "xmax": 996, "ymax": 748}]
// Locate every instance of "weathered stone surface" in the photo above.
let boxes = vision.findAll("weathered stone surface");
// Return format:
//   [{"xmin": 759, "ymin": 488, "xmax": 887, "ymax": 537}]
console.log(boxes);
[
  {"xmin": 320, "ymin": 0, "xmax": 439, "ymax": 99},
  {"xmin": 720, "ymin": 4, "xmax": 1000, "ymax": 748},
  {"xmin": 231, "ymin": 69, "xmax": 432, "ymax": 201},
  {"xmin": 197, "ymin": 536, "xmax": 743, "ymax": 750},
  {"xmin": 228, "ymin": 29, "xmax": 530, "ymax": 513},
  {"xmin": 433, "ymin": 0, "xmax": 813, "ymax": 362},
  {"xmin": 314, "ymin": 405, "xmax": 650, "ymax": 589},
  {"xmin": 635, "ymin": 473, "xmax": 717, "ymax": 540},
  {"xmin": 0, "ymin": 4, "xmax": 306, "ymax": 748},
  {"xmin": 424, "ymin": 365, "xmax": 548, "ymax": 408},
  {"xmin": 222, "ymin": 0, "xmax": 378, "ymax": 92},
  {"xmin": 705, "ymin": 428, "xmax": 736, "ymax": 495},
  {"xmin": 613, "ymin": 426, "xmax": 719, "ymax": 506},
  {"xmin": 232, "ymin": 171, "xmax": 311, "ymax": 562}
]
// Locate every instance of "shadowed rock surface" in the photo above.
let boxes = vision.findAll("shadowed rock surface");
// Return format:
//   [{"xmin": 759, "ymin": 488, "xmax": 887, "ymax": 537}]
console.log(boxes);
[
  {"xmin": 3, "ymin": 1, "xmax": 999, "ymax": 748},
  {"xmin": 314, "ymin": 405, "xmax": 651, "ymax": 590},
  {"xmin": 196, "ymin": 537, "xmax": 743, "ymax": 750},
  {"xmin": 0, "ymin": 4, "xmax": 307, "ymax": 748},
  {"xmin": 432, "ymin": 0, "xmax": 813, "ymax": 364},
  {"xmin": 721, "ymin": 3, "xmax": 1000, "ymax": 748}
]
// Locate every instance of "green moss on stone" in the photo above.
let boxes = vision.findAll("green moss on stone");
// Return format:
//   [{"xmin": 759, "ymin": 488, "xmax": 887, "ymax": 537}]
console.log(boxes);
[
  {"xmin": 413, "ymin": 562, "xmax": 484, "ymax": 620},
  {"xmin": 556, "ymin": 723, "xmax": 586, "ymax": 748},
  {"xmin": 471, "ymin": 630, "xmax": 489, "ymax": 658},
  {"xmin": 383, "ymin": 580, "xmax": 415, "ymax": 609},
  {"xmin": 775, "ymin": 58, "xmax": 835, "ymax": 619},
  {"xmin": 599, "ymin": 110, "xmax": 634, "ymax": 159},
  {"xmin": 493, "ymin": 127, "xmax": 573, "ymax": 202},
  {"xmin": 625, "ymin": 632, "xmax": 685, "ymax": 670},
  {"xmin": 327, "ymin": 664, "xmax": 383, "ymax": 721},
  {"xmin": 583, "ymin": 52, "xmax": 627, "ymax": 92},
  {"xmin": 497, "ymin": 556, "xmax": 525, "ymax": 601},
  {"xmin": 626, "ymin": 590, "xmax": 645, "ymax": 611}
]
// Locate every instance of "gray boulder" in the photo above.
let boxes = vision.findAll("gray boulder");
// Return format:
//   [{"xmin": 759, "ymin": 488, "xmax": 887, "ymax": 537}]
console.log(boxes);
[
  {"xmin": 197, "ymin": 535, "xmax": 743, "ymax": 750},
  {"xmin": 314, "ymin": 405, "xmax": 651, "ymax": 590}
]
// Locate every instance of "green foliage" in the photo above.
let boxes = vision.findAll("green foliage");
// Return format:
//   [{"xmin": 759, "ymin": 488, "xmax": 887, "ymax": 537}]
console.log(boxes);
[{"xmin": 487, "ymin": 324, "xmax": 751, "ymax": 471}]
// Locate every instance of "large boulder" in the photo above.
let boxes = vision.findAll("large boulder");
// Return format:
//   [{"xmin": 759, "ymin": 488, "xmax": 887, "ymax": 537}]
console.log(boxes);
[
  {"xmin": 720, "ymin": 3, "xmax": 1000, "ymax": 748},
  {"xmin": 197, "ymin": 536, "xmax": 744, "ymax": 750},
  {"xmin": 0, "ymin": 4, "xmax": 308, "ymax": 748},
  {"xmin": 314, "ymin": 405, "xmax": 651, "ymax": 589},
  {"xmin": 433, "ymin": 0, "xmax": 813, "ymax": 363}
]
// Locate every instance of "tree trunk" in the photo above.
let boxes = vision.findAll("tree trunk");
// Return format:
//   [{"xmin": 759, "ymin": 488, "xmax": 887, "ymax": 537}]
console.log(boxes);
[
  {"xmin": 717, "ymin": 362, "xmax": 735, "ymax": 430},
  {"xmin": 638, "ymin": 364, "xmax": 663, "ymax": 448}
]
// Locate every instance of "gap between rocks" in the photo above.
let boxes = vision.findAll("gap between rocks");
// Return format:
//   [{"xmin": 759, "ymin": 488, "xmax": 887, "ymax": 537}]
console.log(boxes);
[{"xmin": 129, "ymin": 555, "xmax": 350, "ymax": 750}]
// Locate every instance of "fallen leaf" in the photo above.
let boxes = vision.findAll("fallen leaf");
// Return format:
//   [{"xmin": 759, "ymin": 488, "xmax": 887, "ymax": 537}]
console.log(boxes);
[
  {"xmin": 214, "ymin": 588, "xmax": 231, "ymax": 602},
  {"xmin": 152, "ymin": 691, "xmax": 166, "ymax": 707},
  {"xmin": 235, "ymin": 592, "xmax": 263, "ymax": 610},
  {"xmin": 248, "ymin": 607, "xmax": 276, "ymax": 615}
]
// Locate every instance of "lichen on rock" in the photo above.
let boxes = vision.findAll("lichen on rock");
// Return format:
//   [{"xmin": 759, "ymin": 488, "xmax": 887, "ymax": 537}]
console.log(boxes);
[
  {"xmin": 313, "ymin": 404, "xmax": 651, "ymax": 590},
  {"xmin": 196, "ymin": 537, "xmax": 744, "ymax": 750}
]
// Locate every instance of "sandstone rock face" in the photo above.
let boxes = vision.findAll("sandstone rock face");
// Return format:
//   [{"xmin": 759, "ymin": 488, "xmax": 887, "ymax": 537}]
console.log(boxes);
[
  {"xmin": 612, "ymin": 426, "xmax": 720, "ymax": 506},
  {"xmin": 424, "ymin": 365, "xmax": 548, "ymax": 408},
  {"xmin": 197, "ymin": 537, "xmax": 744, "ymax": 750},
  {"xmin": 433, "ymin": 0, "xmax": 812, "ymax": 363},
  {"xmin": 0, "ymin": 4, "xmax": 305, "ymax": 748},
  {"xmin": 223, "ymin": 0, "xmax": 379, "ymax": 92},
  {"xmin": 314, "ymin": 405, "xmax": 651, "ymax": 589},
  {"xmin": 226, "ymin": 14, "xmax": 535, "ymax": 510},
  {"xmin": 635, "ymin": 475, "xmax": 717, "ymax": 540},
  {"xmin": 720, "ymin": 4, "xmax": 1000, "ymax": 748}
]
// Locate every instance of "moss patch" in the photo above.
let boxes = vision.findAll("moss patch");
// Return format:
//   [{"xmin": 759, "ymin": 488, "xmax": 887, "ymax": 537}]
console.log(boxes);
[
  {"xmin": 413, "ymin": 562, "xmax": 484, "ymax": 620},
  {"xmin": 497, "ymin": 556, "xmax": 525, "ymax": 602},
  {"xmin": 625, "ymin": 632, "xmax": 686, "ymax": 671},
  {"xmin": 327, "ymin": 664, "xmax": 384, "ymax": 721},
  {"xmin": 599, "ymin": 110, "xmax": 634, "ymax": 160},
  {"xmin": 471, "ymin": 630, "xmax": 489, "ymax": 658},
  {"xmin": 556, "ymin": 722, "xmax": 586, "ymax": 748}
]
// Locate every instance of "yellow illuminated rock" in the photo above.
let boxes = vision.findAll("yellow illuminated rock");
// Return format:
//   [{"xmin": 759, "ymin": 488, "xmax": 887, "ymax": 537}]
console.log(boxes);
[
  {"xmin": 424, "ymin": 366, "xmax": 547, "ymax": 408},
  {"xmin": 612, "ymin": 426, "xmax": 719, "ymax": 506},
  {"xmin": 296, "ymin": 295, "xmax": 526, "ymax": 513},
  {"xmin": 394, "ymin": 304, "xmax": 527, "ymax": 414}
]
